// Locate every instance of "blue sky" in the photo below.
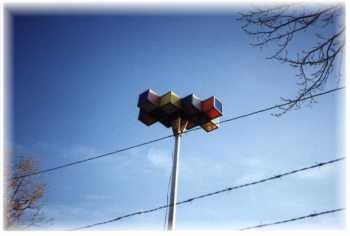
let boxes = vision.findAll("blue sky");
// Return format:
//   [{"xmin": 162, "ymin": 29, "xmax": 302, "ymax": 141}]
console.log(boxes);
[{"xmin": 8, "ymin": 7, "xmax": 345, "ymax": 230}]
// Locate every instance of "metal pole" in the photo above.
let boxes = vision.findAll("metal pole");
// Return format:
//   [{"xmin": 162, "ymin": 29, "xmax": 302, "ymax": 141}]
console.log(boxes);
[{"xmin": 167, "ymin": 133, "xmax": 181, "ymax": 230}]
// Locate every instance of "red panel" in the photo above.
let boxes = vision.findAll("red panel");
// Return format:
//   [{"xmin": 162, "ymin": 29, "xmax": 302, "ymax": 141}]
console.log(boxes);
[
  {"xmin": 144, "ymin": 116, "xmax": 156, "ymax": 125},
  {"xmin": 207, "ymin": 108, "xmax": 221, "ymax": 119},
  {"xmin": 139, "ymin": 112, "xmax": 157, "ymax": 126},
  {"xmin": 201, "ymin": 97, "xmax": 214, "ymax": 113}
]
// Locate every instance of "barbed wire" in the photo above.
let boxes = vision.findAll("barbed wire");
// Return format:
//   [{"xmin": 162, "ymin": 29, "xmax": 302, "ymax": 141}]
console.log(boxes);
[
  {"xmin": 239, "ymin": 208, "xmax": 345, "ymax": 230},
  {"xmin": 13, "ymin": 87, "xmax": 344, "ymax": 180},
  {"xmin": 71, "ymin": 157, "xmax": 344, "ymax": 230}
]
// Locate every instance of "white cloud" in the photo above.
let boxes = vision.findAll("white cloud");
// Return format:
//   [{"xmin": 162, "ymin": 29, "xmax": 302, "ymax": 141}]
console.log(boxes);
[
  {"xmin": 60, "ymin": 145, "xmax": 99, "ymax": 159},
  {"xmin": 84, "ymin": 194, "xmax": 112, "ymax": 201},
  {"xmin": 15, "ymin": 141, "xmax": 102, "ymax": 163},
  {"xmin": 239, "ymin": 156, "xmax": 263, "ymax": 168},
  {"xmin": 146, "ymin": 148, "xmax": 172, "ymax": 170}
]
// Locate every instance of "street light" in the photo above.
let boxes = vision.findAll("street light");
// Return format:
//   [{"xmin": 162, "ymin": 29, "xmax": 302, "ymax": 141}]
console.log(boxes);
[{"xmin": 137, "ymin": 89, "xmax": 223, "ymax": 230}]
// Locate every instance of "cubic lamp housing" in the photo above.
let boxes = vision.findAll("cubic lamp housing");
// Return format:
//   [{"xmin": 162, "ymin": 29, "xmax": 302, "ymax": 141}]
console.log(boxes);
[{"xmin": 137, "ymin": 89, "xmax": 223, "ymax": 133}]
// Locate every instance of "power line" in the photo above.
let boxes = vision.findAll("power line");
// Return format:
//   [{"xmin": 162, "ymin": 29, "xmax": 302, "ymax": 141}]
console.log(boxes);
[
  {"xmin": 188, "ymin": 87, "xmax": 345, "ymax": 132},
  {"xmin": 13, "ymin": 134, "xmax": 173, "ymax": 179},
  {"xmin": 13, "ymin": 86, "xmax": 344, "ymax": 179},
  {"xmin": 70, "ymin": 157, "xmax": 344, "ymax": 230},
  {"xmin": 239, "ymin": 208, "xmax": 345, "ymax": 230}
]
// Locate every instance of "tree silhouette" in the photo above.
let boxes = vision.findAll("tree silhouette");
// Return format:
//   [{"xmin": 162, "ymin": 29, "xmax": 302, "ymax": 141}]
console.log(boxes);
[
  {"xmin": 5, "ymin": 158, "xmax": 50, "ymax": 229},
  {"xmin": 238, "ymin": 4, "xmax": 344, "ymax": 115}
]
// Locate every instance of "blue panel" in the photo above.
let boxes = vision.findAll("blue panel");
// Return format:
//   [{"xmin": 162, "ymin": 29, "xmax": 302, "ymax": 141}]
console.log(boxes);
[{"xmin": 214, "ymin": 98, "xmax": 223, "ymax": 113}]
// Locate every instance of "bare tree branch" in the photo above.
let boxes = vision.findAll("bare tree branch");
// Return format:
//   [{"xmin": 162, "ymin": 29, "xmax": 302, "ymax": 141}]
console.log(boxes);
[
  {"xmin": 6, "ymin": 157, "xmax": 48, "ymax": 230},
  {"xmin": 238, "ymin": 4, "xmax": 344, "ymax": 115}
]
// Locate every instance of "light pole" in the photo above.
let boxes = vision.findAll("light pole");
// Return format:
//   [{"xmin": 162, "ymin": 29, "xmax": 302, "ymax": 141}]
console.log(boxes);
[
  {"xmin": 168, "ymin": 129, "xmax": 181, "ymax": 230},
  {"xmin": 137, "ymin": 90, "xmax": 222, "ymax": 230},
  {"xmin": 167, "ymin": 117, "xmax": 188, "ymax": 230}
]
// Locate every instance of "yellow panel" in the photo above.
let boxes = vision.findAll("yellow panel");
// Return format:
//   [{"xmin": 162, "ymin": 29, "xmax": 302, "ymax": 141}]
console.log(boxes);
[{"xmin": 160, "ymin": 91, "xmax": 181, "ymax": 108}]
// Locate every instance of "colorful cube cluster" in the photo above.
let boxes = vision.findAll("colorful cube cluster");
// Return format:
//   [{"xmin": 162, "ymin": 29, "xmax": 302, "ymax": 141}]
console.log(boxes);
[{"xmin": 137, "ymin": 89, "xmax": 223, "ymax": 132}]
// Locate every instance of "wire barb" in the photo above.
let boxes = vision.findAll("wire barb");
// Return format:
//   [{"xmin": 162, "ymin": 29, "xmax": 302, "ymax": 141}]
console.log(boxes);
[
  {"xmin": 239, "ymin": 208, "xmax": 345, "ymax": 230},
  {"xmin": 70, "ymin": 157, "xmax": 344, "ymax": 230}
]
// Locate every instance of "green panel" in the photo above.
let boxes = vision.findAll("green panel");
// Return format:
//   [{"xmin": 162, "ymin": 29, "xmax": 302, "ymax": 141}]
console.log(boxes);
[{"xmin": 160, "ymin": 91, "xmax": 181, "ymax": 108}]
